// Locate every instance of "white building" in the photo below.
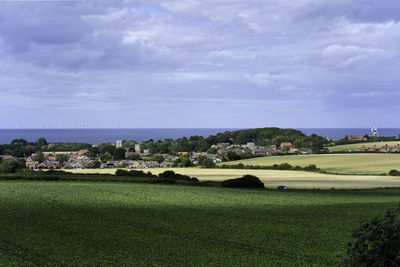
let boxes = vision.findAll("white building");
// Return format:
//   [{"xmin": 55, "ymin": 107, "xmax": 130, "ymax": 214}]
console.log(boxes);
[{"xmin": 116, "ymin": 140, "xmax": 123, "ymax": 148}]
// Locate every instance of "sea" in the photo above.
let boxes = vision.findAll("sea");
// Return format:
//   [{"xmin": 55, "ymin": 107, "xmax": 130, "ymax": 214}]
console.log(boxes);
[{"xmin": 0, "ymin": 128, "xmax": 399, "ymax": 145}]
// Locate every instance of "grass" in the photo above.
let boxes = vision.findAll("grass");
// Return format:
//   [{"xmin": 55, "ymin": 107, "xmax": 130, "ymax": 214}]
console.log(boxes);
[
  {"xmin": 327, "ymin": 141, "xmax": 400, "ymax": 152},
  {"xmin": 0, "ymin": 181, "xmax": 399, "ymax": 266},
  {"xmin": 220, "ymin": 153, "xmax": 400, "ymax": 175},
  {"xmin": 64, "ymin": 167, "xmax": 400, "ymax": 189}
]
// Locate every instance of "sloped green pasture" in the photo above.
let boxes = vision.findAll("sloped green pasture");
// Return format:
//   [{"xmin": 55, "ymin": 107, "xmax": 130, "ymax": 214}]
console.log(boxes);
[{"xmin": 223, "ymin": 153, "xmax": 400, "ymax": 175}]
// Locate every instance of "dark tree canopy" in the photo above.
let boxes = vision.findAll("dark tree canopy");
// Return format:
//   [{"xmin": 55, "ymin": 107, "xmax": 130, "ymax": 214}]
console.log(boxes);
[{"xmin": 343, "ymin": 205, "xmax": 400, "ymax": 267}]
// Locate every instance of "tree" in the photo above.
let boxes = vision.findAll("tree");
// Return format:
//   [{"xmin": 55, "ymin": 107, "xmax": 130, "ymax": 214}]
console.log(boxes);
[
  {"xmin": 200, "ymin": 157, "xmax": 215, "ymax": 168},
  {"xmin": 100, "ymin": 153, "xmax": 113, "ymax": 163},
  {"xmin": 207, "ymin": 147, "xmax": 217, "ymax": 154},
  {"xmin": 36, "ymin": 138, "xmax": 48, "ymax": 148},
  {"xmin": 33, "ymin": 151, "xmax": 45, "ymax": 163},
  {"xmin": 88, "ymin": 160, "xmax": 101, "ymax": 169},
  {"xmin": 173, "ymin": 157, "xmax": 193, "ymax": 167},
  {"xmin": 221, "ymin": 175, "xmax": 264, "ymax": 188},
  {"xmin": 11, "ymin": 139, "xmax": 28, "ymax": 146},
  {"xmin": 11, "ymin": 148, "xmax": 24, "ymax": 157},
  {"xmin": 56, "ymin": 154, "xmax": 69, "ymax": 166},
  {"xmin": 97, "ymin": 143, "xmax": 116, "ymax": 155},
  {"xmin": 342, "ymin": 205, "xmax": 400, "ymax": 266},
  {"xmin": 152, "ymin": 155, "xmax": 164, "ymax": 164},
  {"xmin": 0, "ymin": 159, "xmax": 26, "ymax": 173},
  {"xmin": 127, "ymin": 153, "xmax": 141, "ymax": 160},
  {"xmin": 226, "ymin": 151, "xmax": 241, "ymax": 161},
  {"xmin": 113, "ymin": 148, "xmax": 126, "ymax": 160},
  {"xmin": 86, "ymin": 147, "xmax": 99, "ymax": 159}
]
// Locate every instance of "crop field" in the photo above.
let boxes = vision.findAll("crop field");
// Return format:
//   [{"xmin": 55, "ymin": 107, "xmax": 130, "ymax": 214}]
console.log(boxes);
[
  {"xmin": 222, "ymin": 153, "xmax": 400, "ymax": 175},
  {"xmin": 328, "ymin": 141, "xmax": 400, "ymax": 152},
  {"xmin": 0, "ymin": 181, "xmax": 399, "ymax": 266},
  {"xmin": 64, "ymin": 168, "xmax": 400, "ymax": 189}
]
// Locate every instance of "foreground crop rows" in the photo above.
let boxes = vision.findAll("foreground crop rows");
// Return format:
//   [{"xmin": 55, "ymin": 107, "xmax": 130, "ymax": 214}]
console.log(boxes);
[{"xmin": 0, "ymin": 181, "xmax": 399, "ymax": 266}]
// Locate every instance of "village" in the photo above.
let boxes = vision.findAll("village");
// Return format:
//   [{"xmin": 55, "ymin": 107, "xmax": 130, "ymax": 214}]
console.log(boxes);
[{"xmin": 19, "ymin": 140, "xmax": 311, "ymax": 170}]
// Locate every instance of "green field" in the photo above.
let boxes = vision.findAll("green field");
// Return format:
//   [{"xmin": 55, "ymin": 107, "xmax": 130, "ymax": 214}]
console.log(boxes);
[
  {"xmin": 222, "ymin": 153, "xmax": 400, "ymax": 175},
  {"xmin": 64, "ymin": 167, "xmax": 400, "ymax": 189},
  {"xmin": 0, "ymin": 181, "xmax": 399, "ymax": 266},
  {"xmin": 327, "ymin": 141, "xmax": 400, "ymax": 152}
]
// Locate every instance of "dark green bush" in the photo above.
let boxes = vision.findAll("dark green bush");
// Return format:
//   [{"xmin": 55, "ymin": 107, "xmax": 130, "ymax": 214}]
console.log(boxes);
[
  {"xmin": 158, "ymin": 170, "xmax": 198, "ymax": 182},
  {"xmin": 389, "ymin": 169, "xmax": 400, "ymax": 176},
  {"xmin": 278, "ymin": 163, "xmax": 293, "ymax": 170},
  {"xmin": 0, "ymin": 159, "xmax": 26, "ymax": 173},
  {"xmin": 221, "ymin": 175, "xmax": 264, "ymax": 188},
  {"xmin": 342, "ymin": 205, "xmax": 400, "ymax": 266},
  {"xmin": 115, "ymin": 169, "xmax": 156, "ymax": 178},
  {"xmin": 303, "ymin": 164, "xmax": 319, "ymax": 171}
]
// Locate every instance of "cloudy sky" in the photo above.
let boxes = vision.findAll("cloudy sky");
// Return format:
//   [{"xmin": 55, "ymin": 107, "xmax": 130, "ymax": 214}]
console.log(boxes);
[{"xmin": 0, "ymin": 0, "xmax": 399, "ymax": 128}]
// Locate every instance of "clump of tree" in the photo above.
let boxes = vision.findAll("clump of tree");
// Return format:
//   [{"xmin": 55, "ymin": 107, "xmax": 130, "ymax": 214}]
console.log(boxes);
[
  {"xmin": 115, "ymin": 169, "xmax": 199, "ymax": 182},
  {"xmin": 388, "ymin": 169, "xmax": 400, "ymax": 176},
  {"xmin": 33, "ymin": 151, "xmax": 45, "ymax": 163},
  {"xmin": 0, "ymin": 159, "xmax": 26, "ymax": 173},
  {"xmin": 342, "ymin": 204, "xmax": 400, "ymax": 266},
  {"xmin": 126, "ymin": 153, "xmax": 141, "ymax": 160},
  {"xmin": 128, "ymin": 128, "xmax": 328, "ymax": 155},
  {"xmin": 56, "ymin": 154, "xmax": 70, "ymax": 166},
  {"xmin": 113, "ymin": 148, "xmax": 126, "ymax": 161},
  {"xmin": 158, "ymin": 170, "xmax": 199, "ymax": 182},
  {"xmin": 116, "ymin": 169, "xmax": 156, "ymax": 178},
  {"xmin": 221, "ymin": 175, "xmax": 264, "ymax": 188},
  {"xmin": 219, "ymin": 163, "xmax": 321, "ymax": 172},
  {"xmin": 173, "ymin": 156, "xmax": 193, "ymax": 167},
  {"xmin": 198, "ymin": 155, "xmax": 215, "ymax": 168},
  {"xmin": 0, "ymin": 138, "xmax": 91, "ymax": 157}
]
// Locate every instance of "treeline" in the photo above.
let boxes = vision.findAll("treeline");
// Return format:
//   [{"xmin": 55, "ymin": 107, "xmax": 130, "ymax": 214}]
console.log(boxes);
[
  {"xmin": 0, "ymin": 127, "xmax": 329, "ymax": 158},
  {"xmin": 0, "ymin": 138, "xmax": 91, "ymax": 157},
  {"xmin": 115, "ymin": 169, "xmax": 199, "ymax": 182},
  {"xmin": 218, "ymin": 163, "xmax": 321, "ymax": 172},
  {"xmin": 0, "ymin": 168, "xmax": 267, "ymax": 189},
  {"xmin": 124, "ymin": 127, "xmax": 328, "ymax": 154}
]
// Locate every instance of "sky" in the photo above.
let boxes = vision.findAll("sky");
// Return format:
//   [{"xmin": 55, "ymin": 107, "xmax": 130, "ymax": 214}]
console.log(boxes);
[{"xmin": 0, "ymin": 0, "xmax": 399, "ymax": 128}]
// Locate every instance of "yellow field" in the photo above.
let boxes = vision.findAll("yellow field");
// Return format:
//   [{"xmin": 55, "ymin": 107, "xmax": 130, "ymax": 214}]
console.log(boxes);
[
  {"xmin": 221, "ymin": 153, "xmax": 400, "ymax": 175},
  {"xmin": 328, "ymin": 141, "xmax": 400, "ymax": 152},
  {"xmin": 64, "ymin": 168, "xmax": 400, "ymax": 189}
]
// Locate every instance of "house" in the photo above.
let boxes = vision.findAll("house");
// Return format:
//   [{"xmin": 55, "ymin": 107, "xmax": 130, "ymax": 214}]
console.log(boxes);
[
  {"xmin": 245, "ymin": 142, "xmax": 255, "ymax": 149},
  {"xmin": 217, "ymin": 149, "xmax": 228, "ymax": 154},
  {"xmin": 38, "ymin": 159, "xmax": 59, "ymax": 169},
  {"xmin": 252, "ymin": 148, "xmax": 273, "ymax": 156},
  {"xmin": 101, "ymin": 162, "xmax": 117, "ymax": 168},
  {"xmin": 349, "ymin": 136, "xmax": 363, "ymax": 141},
  {"xmin": 26, "ymin": 161, "xmax": 39, "ymax": 169},
  {"xmin": 178, "ymin": 152, "xmax": 189, "ymax": 156},
  {"xmin": 217, "ymin": 143, "xmax": 230, "ymax": 147},
  {"xmin": 160, "ymin": 162, "xmax": 174, "ymax": 168},
  {"xmin": 280, "ymin": 142, "xmax": 293, "ymax": 149}
]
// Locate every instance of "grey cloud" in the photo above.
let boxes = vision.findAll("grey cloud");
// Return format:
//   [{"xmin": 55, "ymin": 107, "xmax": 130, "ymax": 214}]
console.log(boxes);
[{"xmin": 0, "ymin": 0, "xmax": 399, "ymax": 128}]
